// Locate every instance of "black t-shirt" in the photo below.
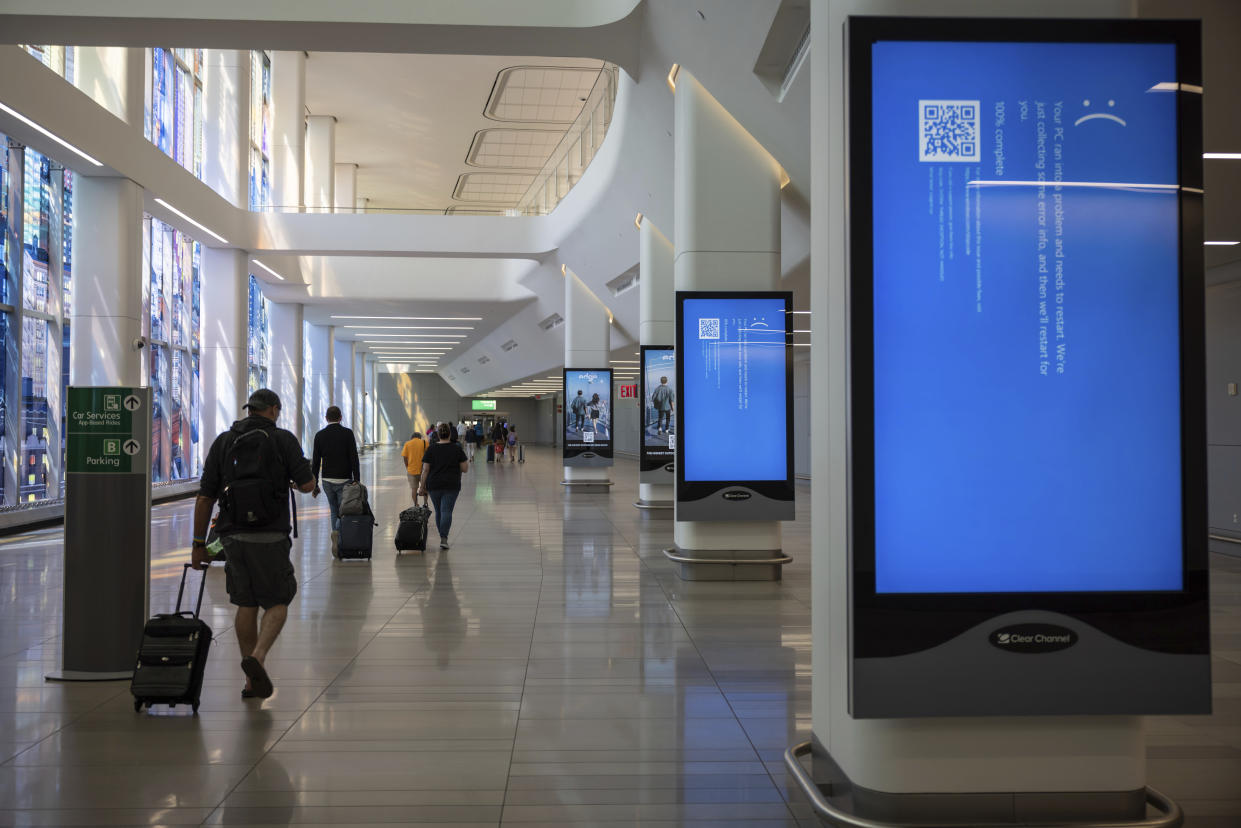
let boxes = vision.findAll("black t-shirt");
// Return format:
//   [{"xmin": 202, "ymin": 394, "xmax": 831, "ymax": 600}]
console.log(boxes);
[
  {"xmin": 423, "ymin": 442, "xmax": 467, "ymax": 491},
  {"xmin": 199, "ymin": 416, "xmax": 314, "ymax": 535}
]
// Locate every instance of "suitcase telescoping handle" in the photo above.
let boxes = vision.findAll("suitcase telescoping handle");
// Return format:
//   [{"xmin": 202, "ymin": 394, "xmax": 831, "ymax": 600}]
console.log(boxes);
[{"xmin": 176, "ymin": 562, "xmax": 209, "ymax": 619}]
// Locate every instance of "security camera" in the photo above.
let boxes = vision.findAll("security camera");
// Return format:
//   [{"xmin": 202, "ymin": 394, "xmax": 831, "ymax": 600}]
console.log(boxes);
[{"xmin": 132, "ymin": 336, "xmax": 148, "ymax": 351}]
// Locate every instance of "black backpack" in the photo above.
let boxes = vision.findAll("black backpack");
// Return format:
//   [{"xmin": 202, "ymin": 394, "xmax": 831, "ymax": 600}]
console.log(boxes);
[{"xmin": 220, "ymin": 425, "xmax": 285, "ymax": 528}]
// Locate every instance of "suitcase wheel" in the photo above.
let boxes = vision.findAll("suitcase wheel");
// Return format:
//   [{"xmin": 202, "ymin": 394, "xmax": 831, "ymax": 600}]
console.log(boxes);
[
  {"xmin": 133, "ymin": 700, "xmax": 142, "ymax": 712},
  {"xmin": 192, "ymin": 702, "xmax": 200, "ymax": 714}
]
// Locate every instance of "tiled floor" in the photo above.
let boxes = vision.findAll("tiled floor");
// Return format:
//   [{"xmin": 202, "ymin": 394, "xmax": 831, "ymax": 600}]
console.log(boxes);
[{"xmin": 0, "ymin": 446, "xmax": 1236, "ymax": 827}]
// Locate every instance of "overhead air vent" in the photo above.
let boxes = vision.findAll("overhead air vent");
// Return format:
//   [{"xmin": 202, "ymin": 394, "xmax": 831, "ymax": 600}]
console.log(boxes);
[
  {"xmin": 753, "ymin": 0, "xmax": 810, "ymax": 101},
  {"xmin": 501, "ymin": 339, "xmax": 518, "ymax": 352},
  {"xmin": 467, "ymin": 129, "xmax": 563, "ymax": 170},
  {"xmin": 477, "ymin": 355, "xmax": 491, "ymax": 365},
  {"xmin": 460, "ymin": 367, "xmax": 470, "ymax": 375},
  {"xmin": 485, "ymin": 66, "xmax": 603, "ymax": 124},
  {"xmin": 538, "ymin": 313, "xmax": 565, "ymax": 331},
  {"xmin": 606, "ymin": 266, "xmax": 640, "ymax": 297},
  {"xmin": 453, "ymin": 173, "xmax": 536, "ymax": 205}
]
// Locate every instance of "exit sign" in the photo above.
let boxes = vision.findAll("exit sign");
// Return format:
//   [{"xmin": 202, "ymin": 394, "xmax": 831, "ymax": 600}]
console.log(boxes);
[
  {"xmin": 619, "ymin": 384, "xmax": 638, "ymax": 398},
  {"xmin": 471, "ymin": 399, "xmax": 497, "ymax": 410}
]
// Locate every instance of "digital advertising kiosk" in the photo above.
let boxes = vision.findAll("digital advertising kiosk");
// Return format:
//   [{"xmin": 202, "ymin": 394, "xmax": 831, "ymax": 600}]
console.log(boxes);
[
  {"xmin": 640, "ymin": 345, "xmax": 676, "ymax": 484},
  {"xmin": 563, "ymin": 368, "xmax": 613, "ymax": 468},
  {"xmin": 675, "ymin": 291, "xmax": 795, "ymax": 521},
  {"xmin": 849, "ymin": 16, "xmax": 1209, "ymax": 717}
]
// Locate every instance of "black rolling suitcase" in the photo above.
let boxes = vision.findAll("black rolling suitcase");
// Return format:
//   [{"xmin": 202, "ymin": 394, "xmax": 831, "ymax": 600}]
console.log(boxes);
[
  {"xmin": 395, "ymin": 500, "xmax": 431, "ymax": 553},
  {"xmin": 338, "ymin": 507, "xmax": 375, "ymax": 560},
  {"xmin": 486, "ymin": 443, "xmax": 495, "ymax": 462},
  {"xmin": 131, "ymin": 563, "xmax": 212, "ymax": 713}
]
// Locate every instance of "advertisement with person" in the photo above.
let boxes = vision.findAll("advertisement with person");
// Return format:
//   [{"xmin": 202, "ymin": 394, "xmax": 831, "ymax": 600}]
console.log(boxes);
[
  {"xmin": 563, "ymin": 368, "xmax": 613, "ymax": 466},
  {"xmin": 640, "ymin": 346, "xmax": 676, "ymax": 480}
]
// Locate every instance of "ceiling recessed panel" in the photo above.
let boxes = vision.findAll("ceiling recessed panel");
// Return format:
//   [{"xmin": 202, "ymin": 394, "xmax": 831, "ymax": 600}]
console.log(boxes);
[
  {"xmin": 467, "ymin": 128, "xmax": 563, "ymax": 170},
  {"xmin": 454, "ymin": 172, "xmax": 536, "ymax": 204},
  {"xmin": 485, "ymin": 66, "xmax": 602, "ymax": 123}
]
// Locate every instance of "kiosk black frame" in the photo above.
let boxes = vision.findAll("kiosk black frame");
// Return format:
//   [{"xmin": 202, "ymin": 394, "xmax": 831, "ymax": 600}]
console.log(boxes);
[
  {"xmin": 848, "ymin": 16, "xmax": 1208, "ymax": 717},
  {"xmin": 675, "ymin": 290, "xmax": 795, "ymax": 521}
]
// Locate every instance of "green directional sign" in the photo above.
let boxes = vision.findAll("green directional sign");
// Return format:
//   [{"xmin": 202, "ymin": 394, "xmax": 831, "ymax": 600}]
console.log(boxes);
[
  {"xmin": 471, "ymin": 399, "xmax": 497, "ymax": 411},
  {"xmin": 66, "ymin": 387, "xmax": 149, "ymax": 474}
]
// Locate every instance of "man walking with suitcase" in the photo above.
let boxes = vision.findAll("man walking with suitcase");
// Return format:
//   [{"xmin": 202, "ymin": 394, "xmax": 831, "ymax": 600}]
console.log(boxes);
[
  {"xmin": 191, "ymin": 389, "xmax": 316, "ymax": 699},
  {"xmin": 311, "ymin": 405, "xmax": 360, "ymax": 556}
]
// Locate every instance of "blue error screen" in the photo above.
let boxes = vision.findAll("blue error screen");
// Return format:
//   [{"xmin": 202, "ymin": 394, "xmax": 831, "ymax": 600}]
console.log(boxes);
[
  {"xmin": 870, "ymin": 40, "xmax": 1184, "ymax": 593},
  {"xmin": 682, "ymin": 296, "xmax": 787, "ymax": 482}
]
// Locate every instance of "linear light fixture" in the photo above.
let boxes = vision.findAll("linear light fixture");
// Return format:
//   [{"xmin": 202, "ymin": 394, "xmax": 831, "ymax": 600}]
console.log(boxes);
[
  {"xmin": 1205, "ymin": 241, "xmax": 1240, "ymax": 246},
  {"xmin": 634, "ymin": 212, "xmax": 644, "ymax": 230},
  {"xmin": 1204, "ymin": 153, "xmax": 1241, "ymax": 160},
  {"xmin": 331, "ymin": 315, "xmax": 483, "ymax": 321},
  {"xmin": 342, "ymin": 325, "xmax": 474, "ymax": 330},
  {"xmin": 0, "ymin": 101, "xmax": 104, "ymax": 167},
  {"xmin": 358, "ymin": 333, "xmax": 466, "ymax": 338},
  {"xmin": 667, "ymin": 63, "xmax": 680, "ymax": 92},
  {"xmin": 1148, "ymin": 82, "xmax": 1203, "ymax": 94},
  {"xmin": 252, "ymin": 259, "xmax": 285, "ymax": 281},
  {"xmin": 153, "ymin": 198, "xmax": 229, "ymax": 245}
]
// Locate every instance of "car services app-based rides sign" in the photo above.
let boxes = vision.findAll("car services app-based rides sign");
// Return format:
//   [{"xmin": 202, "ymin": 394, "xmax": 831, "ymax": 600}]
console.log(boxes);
[{"xmin": 871, "ymin": 40, "xmax": 1183, "ymax": 594}]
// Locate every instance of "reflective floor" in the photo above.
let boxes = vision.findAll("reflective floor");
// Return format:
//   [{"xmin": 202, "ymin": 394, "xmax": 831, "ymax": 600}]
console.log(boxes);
[{"xmin": 0, "ymin": 446, "xmax": 1235, "ymax": 826}]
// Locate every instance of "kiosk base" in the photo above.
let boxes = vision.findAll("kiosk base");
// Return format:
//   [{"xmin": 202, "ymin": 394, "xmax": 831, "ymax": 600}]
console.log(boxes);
[
  {"xmin": 46, "ymin": 670, "xmax": 133, "ymax": 682},
  {"xmin": 662, "ymin": 547, "xmax": 791, "ymax": 582},
  {"xmin": 785, "ymin": 739, "xmax": 1178, "ymax": 827},
  {"xmin": 634, "ymin": 499, "xmax": 673, "ymax": 511},
  {"xmin": 560, "ymin": 480, "xmax": 614, "ymax": 494}
]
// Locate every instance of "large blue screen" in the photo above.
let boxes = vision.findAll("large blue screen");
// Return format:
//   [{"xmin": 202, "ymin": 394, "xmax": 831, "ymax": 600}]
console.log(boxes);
[
  {"xmin": 871, "ymin": 40, "xmax": 1184, "ymax": 593},
  {"xmin": 682, "ymin": 296, "xmax": 787, "ymax": 482}
]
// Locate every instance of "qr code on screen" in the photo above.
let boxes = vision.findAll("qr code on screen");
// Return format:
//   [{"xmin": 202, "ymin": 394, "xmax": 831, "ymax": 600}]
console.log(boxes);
[
  {"xmin": 698, "ymin": 318, "xmax": 720, "ymax": 340},
  {"xmin": 918, "ymin": 100, "xmax": 980, "ymax": 162}
]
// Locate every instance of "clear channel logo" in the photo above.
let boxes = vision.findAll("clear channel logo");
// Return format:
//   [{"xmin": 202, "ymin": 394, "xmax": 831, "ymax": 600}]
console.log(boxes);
[
  {"xmin": 989, "ymin": 624, "xmax": 1077, "ymax": 654},
  {"xmin": 721, "ymin": 490, "xmax": 752, "ymax": 502}
]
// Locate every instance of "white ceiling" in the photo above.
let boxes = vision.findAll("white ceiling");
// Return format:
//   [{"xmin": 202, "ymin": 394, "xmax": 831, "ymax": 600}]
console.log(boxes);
[{"xmin": 305, "ymin": 51, "xmax": 605, "ymax": 211}]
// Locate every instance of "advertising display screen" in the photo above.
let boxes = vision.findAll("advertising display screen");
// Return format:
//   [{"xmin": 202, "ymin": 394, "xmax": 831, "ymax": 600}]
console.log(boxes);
[
  {"xmin": 863, "ymin": 30, "xmax": 1190, "ymax": 594},
  {"xmin": 676, "ymin": 292, "xmax": 794, "ymax": 520},
  {"xmin": 640, "ymin": 346, "xmax": 676, "ymax": 475},
  {"xmin": 563, "ymin": 368, "xmax": 613, "ymax": 465},
  {"xmin": 848, "ymin": 17, "xmax": 1208, "ymax": 717}
]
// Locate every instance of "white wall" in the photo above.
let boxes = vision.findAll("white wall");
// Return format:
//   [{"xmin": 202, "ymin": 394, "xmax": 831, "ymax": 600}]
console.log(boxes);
[
  {"xmin": 612, "ymin": 383, "xmax": 639, "ymax": 458},
  {"xmin": 1206, "ymin": 259, "xmax": 1241, "ymax": 557}
]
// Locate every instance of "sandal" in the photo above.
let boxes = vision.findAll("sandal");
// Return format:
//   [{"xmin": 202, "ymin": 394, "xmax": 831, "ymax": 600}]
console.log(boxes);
[{"xmin": 240, "ymin": 656, "xmax": 274, "ymax": 698}]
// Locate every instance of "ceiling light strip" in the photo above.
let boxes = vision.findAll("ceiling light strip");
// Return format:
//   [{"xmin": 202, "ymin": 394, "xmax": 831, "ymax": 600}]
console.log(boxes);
[
  {"xmin": 153, "ymin": 198, "xmax": 229, "ymax": 245},
  {"xmin": 331, "ymin": 316, "xmax": 483, "ymax": 321},
  {"xmin": 0, "ymin": 101, "xmax": 105, "ymax": 167},
  {"xmin": 252, "ymin": 259, "xmax": 285, "ymax": 281}
]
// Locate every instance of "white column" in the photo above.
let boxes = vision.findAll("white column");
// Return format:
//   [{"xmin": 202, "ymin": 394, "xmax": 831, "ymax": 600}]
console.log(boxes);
[
  {"xmin": 268, "ymin": 301, "xmax": 304, "ymax": 444},
  {"xmin": 199, "ymin": 249, "xmax": 248, "ymax": 445},
  {"xmin": 70, "ymin": 176, "xmax": 145, "ymax": 387},
  {"xmin": 271, "ymin": 50, "xmax": 305, "ymax": 213},
  {"xmin": 563, "ymin": 266, "xmax": 611, "ymax": 484},
  {"xmin": 639, "ymin": 218, "xmax": 674, "ymax": 506},
  {"xmin": 302, "ymin": 323, "xmax": 331, "ymax": 446},
  {"xmin": 202, "ymin": 49, "xmax": 250, "ymax": 208},
  {"xmin": 353, "ymin": 349, "xmax": 364, "ymax": 445},
  {"xmin": 672, "ymin": 70, "xmax": 783, "ymax": 556},
  {"xmin": 808, "ymin": 0, "xmax": 1142, "ymax": 806},
  {"xmin": 304, "ymin": 115, "xmax": 335, "ymax": 213},
  {"xmin": 334, "ymin": 163, "xmax": 357, "ymax": 213},
  {"xmin": 333, "ymin": 336, "xmax": 352, "ymax": 424}
]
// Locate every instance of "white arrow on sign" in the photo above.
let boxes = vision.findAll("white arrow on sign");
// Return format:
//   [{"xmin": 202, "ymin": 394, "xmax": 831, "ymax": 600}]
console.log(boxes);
[
  {"xmin": 123, "ymin": 395, "xmax": 142, "ymax": 411},
  {"xmin": 123, "ymin": 439, "xmax": 141, "ymax": 456}
]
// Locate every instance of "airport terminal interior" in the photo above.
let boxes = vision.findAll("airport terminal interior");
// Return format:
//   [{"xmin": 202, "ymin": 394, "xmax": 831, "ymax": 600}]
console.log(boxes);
[{"xmin": 1, "ymin": 1, "xmax": 1241, "ymax": 826}]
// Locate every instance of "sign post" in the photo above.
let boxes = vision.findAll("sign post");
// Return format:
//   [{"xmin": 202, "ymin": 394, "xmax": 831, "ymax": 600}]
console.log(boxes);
[{"xmin": 48, "ymin": 387, "xmax": 153, "ymax": 681}]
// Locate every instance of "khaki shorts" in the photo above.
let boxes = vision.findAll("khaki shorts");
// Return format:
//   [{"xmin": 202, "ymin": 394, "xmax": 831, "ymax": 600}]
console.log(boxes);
[{"xmin": 407, "ymin": 473, "xmax": 421, "ymax": 494}]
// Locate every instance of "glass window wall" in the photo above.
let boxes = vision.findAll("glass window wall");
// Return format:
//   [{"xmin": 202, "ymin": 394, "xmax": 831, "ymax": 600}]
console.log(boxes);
[
  {"xmin": 247, "ymin": 275, "xmax": 269, "ymax": 393},
  {"xmin": 149, "ymin": 48, "xmax": 204, "ymax": 179},
  {"xmin": 249, "ymin": 50, "xmax": 272, "ymax": 210}
]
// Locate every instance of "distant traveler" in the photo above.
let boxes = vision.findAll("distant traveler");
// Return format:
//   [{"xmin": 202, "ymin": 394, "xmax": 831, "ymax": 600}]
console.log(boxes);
[
  {"xmin": 492, "ymin": 421, "xmax": 507, "ymax": 459},
  {"xmin": 457, "ymin": 420, "xmax": 467, "ymax": 442},
  {"xmin": 651, "ymin": 376, "xmax": 675, "ymax": 434},
  {"xmin": 418, "ymin": 422, "xmax": 469, "ymax": 550},
  {"xmin": 570, "ymin": 390, "xmax": 587, "ymax": 431},
  {"xmin": 589, "ymin": 393, "xmax": 602, "ymax": 433},
  {"xmin": 191, "ymin": 388, "xmax": 315, "ymax": 700},
  {"xmin": 311, "ymin": 405, "xmax": 360, "ymax": 553},
  {"xmin": 464, "ymin": 422, "xmax": 477, "ymax": 462},
  {"xmin": 401, "ymin": 430, "xmax": 428, "ymax": 501},
  {"xmin": 507, "ymin": 426, "xmax": 519, "ymax": 463}
]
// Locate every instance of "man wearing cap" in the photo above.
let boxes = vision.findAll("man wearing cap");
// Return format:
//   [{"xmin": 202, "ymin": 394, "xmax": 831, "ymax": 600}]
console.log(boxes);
[{"xmin": 191, "ymin": 389, "xmax": 316, "ymax": 699}]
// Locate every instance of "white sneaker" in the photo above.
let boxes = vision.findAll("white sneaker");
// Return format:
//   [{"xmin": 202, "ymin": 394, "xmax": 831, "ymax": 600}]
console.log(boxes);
[{"xmin": 439, "ymin": 539, "xmax": 450, "ymax": 550}]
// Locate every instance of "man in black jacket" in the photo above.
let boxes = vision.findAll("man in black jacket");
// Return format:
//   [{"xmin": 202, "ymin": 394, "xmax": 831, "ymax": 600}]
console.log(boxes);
[
  {"xmin": 192, "ymin": 389, "xmax": 315, "ymax": 699},
  {"xmin": 312, "ymin": 405, "xmax": 361, "ymax": 554}
]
